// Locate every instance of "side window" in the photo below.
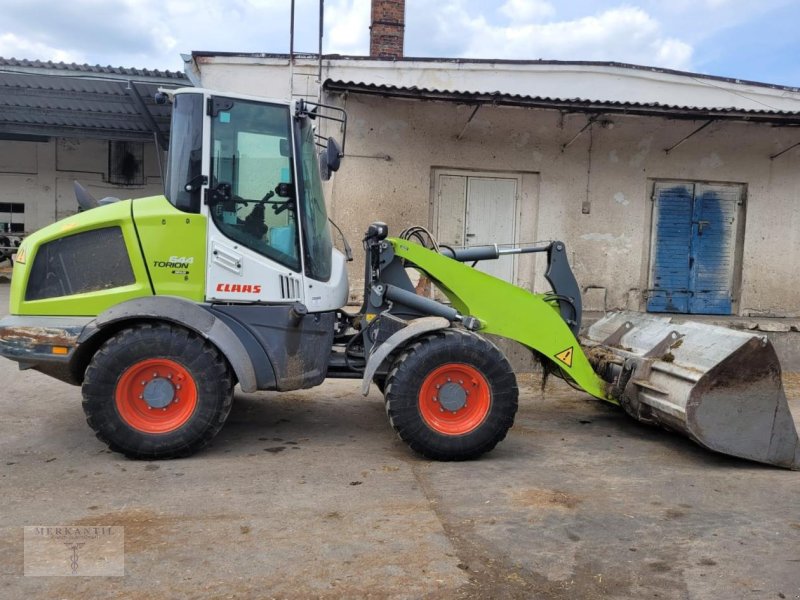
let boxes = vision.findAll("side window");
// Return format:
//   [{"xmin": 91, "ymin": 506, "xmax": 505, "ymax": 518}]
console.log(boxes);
[
  {"xmin": 297, "ymin": 116, "xmax": 332, "ymax": 281},
  {"xmin": 165, "ymin": 93, "xmax": 203, "ymax": 213},
  {"xmin": 209, "ymin": 99, "xmax": 300, "ymax": 272}
]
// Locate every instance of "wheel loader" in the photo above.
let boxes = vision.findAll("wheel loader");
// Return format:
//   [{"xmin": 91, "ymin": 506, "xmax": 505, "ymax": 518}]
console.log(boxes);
[{"xmin": 0, "ymin": 87, "xmax": 797, "ymax": 468}]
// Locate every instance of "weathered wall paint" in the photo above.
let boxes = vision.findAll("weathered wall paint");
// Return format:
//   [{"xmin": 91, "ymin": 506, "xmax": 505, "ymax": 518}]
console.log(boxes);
[
  {"xmin": 0, "ymin": 138, "xmax": 164, "ymax": 233},
  {"xmin": 177, "ymin": 58, "xmax": 800, "ymax": 317},
  {"xmin": 309, "ymin": 92, "xmax": 799, "ymax": 317}
]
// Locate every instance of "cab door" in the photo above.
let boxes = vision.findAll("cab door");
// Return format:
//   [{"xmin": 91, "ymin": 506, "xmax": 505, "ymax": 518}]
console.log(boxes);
[{"xmin": 203, "ymin": 96, "xmax": 306, "ymax": 304}]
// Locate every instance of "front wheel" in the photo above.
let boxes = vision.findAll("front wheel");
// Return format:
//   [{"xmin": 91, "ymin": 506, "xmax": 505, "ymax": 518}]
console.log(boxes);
[
  {"xmin": 82, "ymin": 323, "xmax": 234, "ymax": 459},
  {"xmin": 384, "ymin": 329, "xmax": 518, "ymax": 460}
]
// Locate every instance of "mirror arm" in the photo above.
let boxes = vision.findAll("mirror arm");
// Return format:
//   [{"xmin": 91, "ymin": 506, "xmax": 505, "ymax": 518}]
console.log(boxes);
[{"xmin": 184, "ymin": 174, "xmax": 208, "ymax": 193}]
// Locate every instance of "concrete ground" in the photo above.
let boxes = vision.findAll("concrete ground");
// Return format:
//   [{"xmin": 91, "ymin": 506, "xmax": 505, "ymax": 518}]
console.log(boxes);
[{"xmin": 0, "ymin": 283, "xmax": 799, "ymax": 600}]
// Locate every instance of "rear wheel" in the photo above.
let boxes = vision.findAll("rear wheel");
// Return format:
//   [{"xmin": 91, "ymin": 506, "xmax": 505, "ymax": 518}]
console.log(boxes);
[
  {"xmin": 384, "ymin": 329, "xmax": 518, "ymax": 460},
  {"xmin": 82, "ymin": 323, "xmax": 234, "ymax": 459}
]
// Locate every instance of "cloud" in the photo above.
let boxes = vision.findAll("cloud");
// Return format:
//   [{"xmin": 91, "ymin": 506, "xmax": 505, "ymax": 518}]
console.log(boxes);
[
  {"xmin": 0, "ymin": 0, "xmax": 789, "ymax": 81},
  {"xmin": 324, "ymin": 0, "xmax": 370, "ymax": 55},
  {"xmin": 0, "ymin": 0, "xmax": 309, "ymax": 70},
  {"xmin": 0, "ymin": 32, "xmax": 81, "ymax": 63},
  {"xmin": 499, "ymin": 0, "xmax": 555, "ymax": 22},
  {"xmin": 422, "ymin": 3, "xmax": 693, "ymax": 70}
]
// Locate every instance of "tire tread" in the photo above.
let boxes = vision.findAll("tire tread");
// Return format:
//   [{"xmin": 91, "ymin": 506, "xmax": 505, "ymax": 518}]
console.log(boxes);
[
  {"xmin": 384, "ymin": 329, "xmax": 518, "ymax": 461},
  {"xmin": 82, "ymin": 323, "xmax": 233, "ymax": 460}
]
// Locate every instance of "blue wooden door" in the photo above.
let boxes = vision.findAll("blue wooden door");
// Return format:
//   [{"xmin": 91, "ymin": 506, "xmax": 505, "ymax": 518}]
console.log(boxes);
[
  {"xmin": 648, "ymin": 183, "xmax": 740, "ymax": 315},
  {"xmin": 648, "ymin": 184, "xmax": 693, "ymax": 313}
]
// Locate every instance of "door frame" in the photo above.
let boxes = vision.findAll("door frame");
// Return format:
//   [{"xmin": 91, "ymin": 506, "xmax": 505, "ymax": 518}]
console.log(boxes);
[
  {"xmin": 644, "ymin": 178, "xmax": 747, "ymax": 315},
  {"xmin": 429, "ymin": 168, "xmax": 524, "ymax": 285}
]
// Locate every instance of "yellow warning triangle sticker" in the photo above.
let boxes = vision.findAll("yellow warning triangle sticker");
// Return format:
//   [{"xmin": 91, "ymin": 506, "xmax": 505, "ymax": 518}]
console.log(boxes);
[{"xmin": 554, "ymin": 346, "xmax": 574, "ymax": 368}]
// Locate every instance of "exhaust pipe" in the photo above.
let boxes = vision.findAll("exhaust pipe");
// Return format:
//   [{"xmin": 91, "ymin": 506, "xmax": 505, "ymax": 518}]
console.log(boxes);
[{"xmin": 583, "ymin": 311, "xmax": 800, "ymax": 469}]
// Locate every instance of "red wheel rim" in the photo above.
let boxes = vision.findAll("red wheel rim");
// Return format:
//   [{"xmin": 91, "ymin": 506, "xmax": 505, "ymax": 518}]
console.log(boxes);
[
  {"xmin": 115, "ymin": 358, "xmax": 198, "ymax": 434},
  {"xmin": 418, "ymin": 363, "xmax": 491, "ymax": 435}
]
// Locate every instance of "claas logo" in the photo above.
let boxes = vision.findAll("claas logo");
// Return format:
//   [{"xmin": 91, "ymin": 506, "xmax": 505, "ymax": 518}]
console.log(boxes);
[{"xmin": 216, "ymin": 283, "xmax": 262, "ymax": 294}]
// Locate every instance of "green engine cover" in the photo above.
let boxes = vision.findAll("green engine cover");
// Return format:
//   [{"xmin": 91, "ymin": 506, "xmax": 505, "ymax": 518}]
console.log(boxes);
[
  {"xmin": 10, "ymin": 195, "xmax": 206, "ymax": 317},
  {"xmin": 133, "ymin": 196, "xmax": 206, "ymax": 300}
]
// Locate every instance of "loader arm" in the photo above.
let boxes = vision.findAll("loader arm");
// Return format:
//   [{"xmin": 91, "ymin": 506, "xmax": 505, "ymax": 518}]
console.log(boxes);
[
  {"xmin": 386, "ymin": 237, "xmax": 799, "ymax": 469},
  {"xmin": 387, "ymin": 238, "xmax": 613, "ymax": 403}
]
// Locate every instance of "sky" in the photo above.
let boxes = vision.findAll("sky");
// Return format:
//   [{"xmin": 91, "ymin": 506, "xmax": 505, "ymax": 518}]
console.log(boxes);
[{"xmin": 0, "ymin": 0, "xmax": 798, "ymax": 86}]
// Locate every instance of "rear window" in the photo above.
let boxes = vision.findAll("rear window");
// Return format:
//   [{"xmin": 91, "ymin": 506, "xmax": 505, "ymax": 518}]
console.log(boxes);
[{"xmin": 26, "ymin": 227, "xmax": 135, "ymax": 301}]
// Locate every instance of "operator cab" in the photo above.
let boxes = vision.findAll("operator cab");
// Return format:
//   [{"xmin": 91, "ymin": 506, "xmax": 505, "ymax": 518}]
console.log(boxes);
[{"xmin": 163, "ymin": 88, "xmax": 348, "ymax": 312}]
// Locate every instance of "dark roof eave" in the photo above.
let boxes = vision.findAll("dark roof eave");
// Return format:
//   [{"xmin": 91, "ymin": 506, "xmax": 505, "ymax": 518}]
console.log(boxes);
[
  {"xmin": 0, "ymin": 122, "xmax": 170, "ymax": 142},
  {"xmin": 323, "ymin": 80, "xmax": 800, "ymax": 125}
]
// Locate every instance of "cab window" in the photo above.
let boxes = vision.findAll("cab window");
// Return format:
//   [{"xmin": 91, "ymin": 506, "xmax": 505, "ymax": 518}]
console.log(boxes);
[
  {"xmin": 297, "ymin": 116, "xmax": 332, "ymax": 281},
  {"xmin": 209, "ymin": 98, "xmax": 300, "ymax": 272}
]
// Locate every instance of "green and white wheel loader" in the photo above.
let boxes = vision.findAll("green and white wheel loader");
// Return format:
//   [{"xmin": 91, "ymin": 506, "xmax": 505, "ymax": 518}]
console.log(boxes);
[{"xmin": 0, "ymin": 88, "xmax": 797, "ymax": 467}]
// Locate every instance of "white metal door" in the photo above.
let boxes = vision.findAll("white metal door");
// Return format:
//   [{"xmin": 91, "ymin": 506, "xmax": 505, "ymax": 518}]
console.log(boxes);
[
  {"xmin": 436, "ymin": 175, "xmax": 467, "ymax": 247},
  {"xmin": 465, "ymin": 177, "xmax": 517, "ymax": 281},
  {"xmin": 435, "ymin": 173, "xmax": 518, "ymax": 282}
]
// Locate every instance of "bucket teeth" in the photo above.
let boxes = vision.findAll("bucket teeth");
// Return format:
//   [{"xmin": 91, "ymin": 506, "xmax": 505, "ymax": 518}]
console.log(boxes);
[{"xmin": 583, "ymin": 311, "xmax": 800, "ymax": 470}]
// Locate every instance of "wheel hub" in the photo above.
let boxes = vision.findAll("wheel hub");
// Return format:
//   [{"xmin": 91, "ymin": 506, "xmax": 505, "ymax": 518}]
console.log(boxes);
[
  {"xmin": 115, "ymin": 358, "xmax": 197, "ymax": 434},
  {"xmin": 142, "ymin": 377, "xmax": 175, "ymax": 409},
  {"xmin": 418, "ymin": 363, "xmax": 492, "ymax": 436},
  {"xmin": 438, "ymin": 382, "xmax": 467, "ymax": 412}
]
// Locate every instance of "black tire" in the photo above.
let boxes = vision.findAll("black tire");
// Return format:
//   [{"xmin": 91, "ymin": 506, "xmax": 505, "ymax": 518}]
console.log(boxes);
[
  {"xmin": 384, "ymin": 329, "xmax": 518, "ymax": 461},
  {"xmin": 82, "ymin": 323, "xmax": 234, "ymax": 459}
]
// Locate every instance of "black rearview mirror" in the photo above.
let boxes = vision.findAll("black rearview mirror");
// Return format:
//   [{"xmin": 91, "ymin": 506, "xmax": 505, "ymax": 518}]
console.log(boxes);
[
  {"xmin": 320, "ymin": 137, "xmax": 342, "ymax": 181},
  {"xmin": 326, "ymin": 138, "xmax": 342, "ymax": 173}
]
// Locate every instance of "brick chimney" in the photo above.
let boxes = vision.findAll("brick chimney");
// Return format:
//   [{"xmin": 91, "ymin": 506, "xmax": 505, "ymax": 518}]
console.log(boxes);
[{"xmin": 370, "ymin": 0, "xmax": 405, "ymax": 59}]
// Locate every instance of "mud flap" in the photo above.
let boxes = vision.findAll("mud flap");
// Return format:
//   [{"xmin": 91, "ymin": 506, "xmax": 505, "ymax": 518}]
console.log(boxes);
[{"xmin": 583, "ymin": 311, "xmax": 800, "ymax": 470}]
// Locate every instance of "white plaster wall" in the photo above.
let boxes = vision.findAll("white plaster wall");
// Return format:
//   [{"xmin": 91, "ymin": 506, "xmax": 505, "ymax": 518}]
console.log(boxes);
[
  {"xmin": 0, "ymin": 138, "xmax": 165, "ymax": 233},
  {"xmin": 192, "ymin": 58, "xmax": 298, "ymax": 100},
  {"xmin": 319, "ymin": 93, "xmax": 800, "ymax": 316},
  {"xmin": 193, "ymin": 58, "xmax": 800, "ymax": 316}
]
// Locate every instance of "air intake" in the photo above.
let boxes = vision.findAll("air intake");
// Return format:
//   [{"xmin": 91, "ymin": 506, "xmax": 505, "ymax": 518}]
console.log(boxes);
[{"xmin": 279, "ymin": 275, "xmax": 300, "ymax": 300}]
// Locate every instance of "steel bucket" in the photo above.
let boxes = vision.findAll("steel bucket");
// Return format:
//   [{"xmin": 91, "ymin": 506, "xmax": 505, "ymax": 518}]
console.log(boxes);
[{"xmin": 582, "ymin": 311, "xmax": 800, "ymax": 469}]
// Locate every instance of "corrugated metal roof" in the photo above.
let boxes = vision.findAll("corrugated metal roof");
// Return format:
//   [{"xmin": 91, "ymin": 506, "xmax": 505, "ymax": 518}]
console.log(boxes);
[
  {"xmin": 190, "ymin": 52, "xmax": 800, "ymax": 118},
  {"xmin": 324, "ymin": 80, "xmax": 800, "ymax": 124},
  {"xmin": 194, "ymin": 52, "xmax": 800, "ymax": 95},
  {"xmin": 0, "ymin": 58, "xmax": 190, "ymax": 145},
  {"xmin": 0, "ymin": 57, "xmax": 186, "ymax": 80}
]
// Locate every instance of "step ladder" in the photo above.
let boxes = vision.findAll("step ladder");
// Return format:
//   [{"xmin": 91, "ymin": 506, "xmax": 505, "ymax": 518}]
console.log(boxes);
[{"xmin": 289, "ymin": 54, "xmax": 321, "ymax": 103}]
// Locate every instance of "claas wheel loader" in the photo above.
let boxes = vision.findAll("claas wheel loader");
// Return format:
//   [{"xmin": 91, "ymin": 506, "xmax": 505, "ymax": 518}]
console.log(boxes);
[{"xmin": 0, "ymin": 88, "xmax": 798, "ymax": 468}]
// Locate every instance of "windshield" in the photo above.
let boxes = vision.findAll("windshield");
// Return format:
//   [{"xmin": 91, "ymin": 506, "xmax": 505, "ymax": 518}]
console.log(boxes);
[
  {"xmin": 164, "ymin": 92, "xmax": 203, "ymax": 213},
  {"xmin": 297, "ymin": 116, "xmax": 332, "ymax": 281}
]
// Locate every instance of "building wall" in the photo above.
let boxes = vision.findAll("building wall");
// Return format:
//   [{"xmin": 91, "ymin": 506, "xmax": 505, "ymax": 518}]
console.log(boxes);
[
  {"xmin": 320, "ymin": 93, "xmax": 800, "ymax": 316},
  {"xmin": 193, "ymin": 59, "xmax": 800, "ymax": 317},
  {"xmin": 0, "ymin": 137, "xmax": 164, "ymax": 233}
]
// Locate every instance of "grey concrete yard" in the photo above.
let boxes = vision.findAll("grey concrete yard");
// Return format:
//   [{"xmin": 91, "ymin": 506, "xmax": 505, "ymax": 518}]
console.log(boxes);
[{"xmin": 0, "ymin": 282, "xmax": 798, "ymax": 599}]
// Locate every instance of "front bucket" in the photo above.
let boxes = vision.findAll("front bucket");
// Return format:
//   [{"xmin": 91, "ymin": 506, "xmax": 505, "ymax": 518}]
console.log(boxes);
[{"xmin": 583, "ymin": 311, "xmax": 800, "ymax": 469}]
